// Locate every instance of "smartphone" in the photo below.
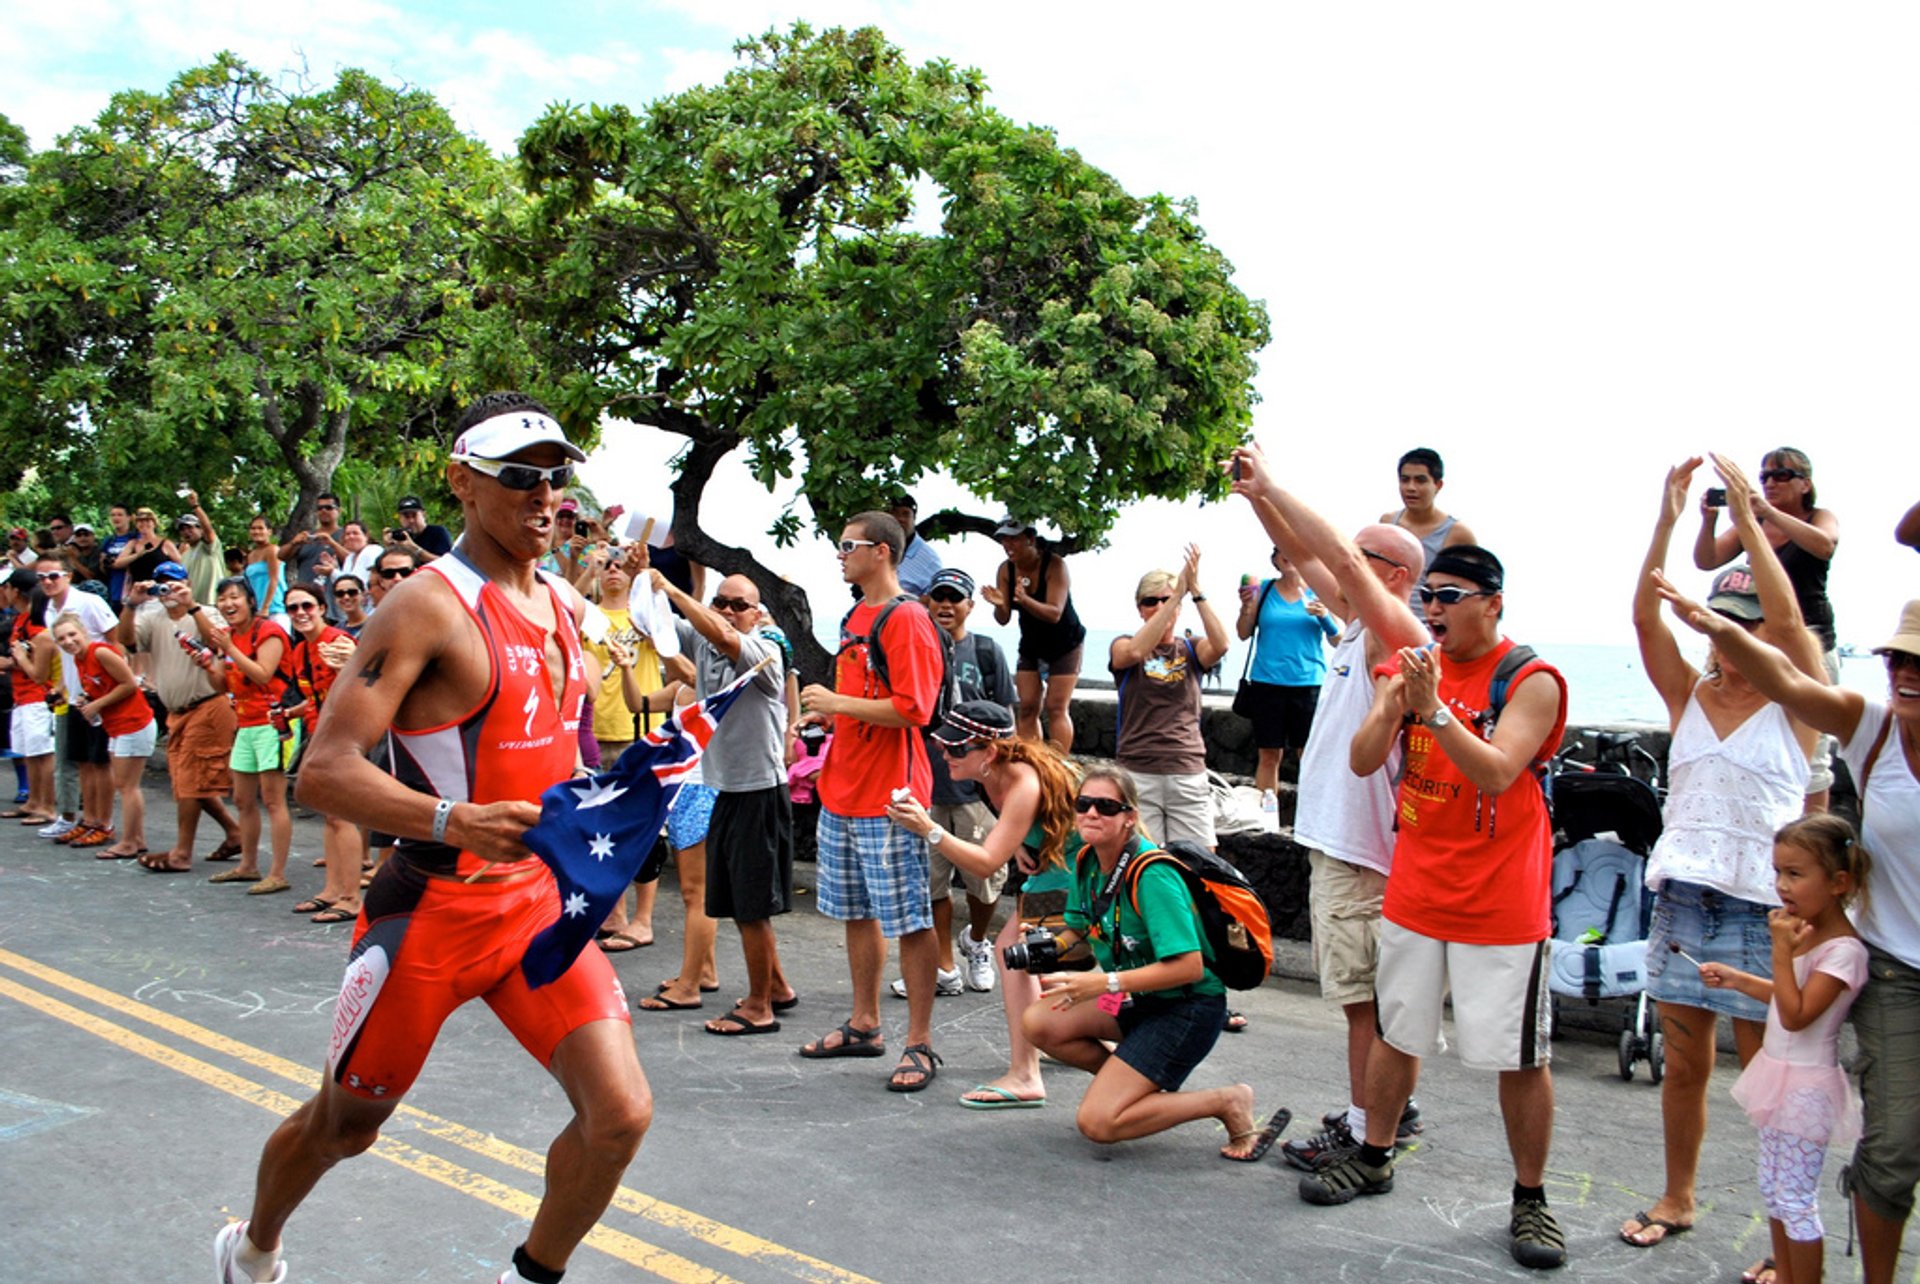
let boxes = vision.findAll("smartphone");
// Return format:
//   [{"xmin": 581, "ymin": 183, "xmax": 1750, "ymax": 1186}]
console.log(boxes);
[
  {"xmin": 1705, "ymin": 488, "xmax": 1727, "ymax": 509},
  {"xmin": 1231, "ymin": 457, "xmax": 1242, "ymax": 482}
]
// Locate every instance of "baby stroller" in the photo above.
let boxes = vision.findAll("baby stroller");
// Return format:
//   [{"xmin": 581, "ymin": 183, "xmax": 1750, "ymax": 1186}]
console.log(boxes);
[{"xmin": 1546, "ymin": 731, "xmax": 1666, "ymax": 1082}]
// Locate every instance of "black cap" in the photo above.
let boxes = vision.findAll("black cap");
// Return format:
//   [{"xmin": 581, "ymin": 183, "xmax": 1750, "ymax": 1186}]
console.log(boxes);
[
  {"xmin": 396, "ymin": 496, "xmax": 424, "ymax": 513},
  {"xmin": 929, "ymin": 700, "xmax": 1016, "ymax": 746}
]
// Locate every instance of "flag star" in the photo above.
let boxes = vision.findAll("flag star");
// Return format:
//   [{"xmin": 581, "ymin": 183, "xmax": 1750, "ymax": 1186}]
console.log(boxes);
[
  {"xmin": 573, "ymin": 778, "xmax": 630, "ymax": 810},
  {"xmin": 588, "ymin": 833, "xmax": 615, "ymax": 862},
  {"xmin": 563, "ymin": 891, "xmax": 590, "ymax": 918}
]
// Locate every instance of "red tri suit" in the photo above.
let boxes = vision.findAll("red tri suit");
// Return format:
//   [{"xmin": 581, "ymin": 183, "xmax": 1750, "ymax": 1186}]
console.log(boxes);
[
  {"xmin": 329, "ymin": 552, "xmax": 628, "ymax": 1102},
  {"xmin": 1381, "ymin": 638, "xmax": 1567, "ymax": 947}
]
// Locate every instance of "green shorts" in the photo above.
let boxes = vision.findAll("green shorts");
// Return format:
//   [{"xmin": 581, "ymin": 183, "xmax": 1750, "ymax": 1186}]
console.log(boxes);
[{"xmin": 230, "ymin": 722, "xmax": 299, "ymax": 774}]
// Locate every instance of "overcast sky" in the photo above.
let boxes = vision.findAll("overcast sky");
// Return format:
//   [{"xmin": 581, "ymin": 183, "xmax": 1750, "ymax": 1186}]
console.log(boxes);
[{"xmin": 8, "ymin": 2, "xmax": 1912, "ymax": 652}]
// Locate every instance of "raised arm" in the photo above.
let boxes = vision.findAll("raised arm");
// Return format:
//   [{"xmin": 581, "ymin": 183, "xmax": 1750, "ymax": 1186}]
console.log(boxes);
[
  {"xmin": 1633, "ymin": 458, "xmax": 1704, "ymax": 723},
  {"xmin": 1246, "ymin": 495, "xmax": 1344, "ymax": 613},
  {"xmin": 1183, "ymin": 545, "xmax": 1230, "ymax": 670},
  {"xmin": 1716, "ymin": 453, "xmax": 1826, "ymax": 684}
]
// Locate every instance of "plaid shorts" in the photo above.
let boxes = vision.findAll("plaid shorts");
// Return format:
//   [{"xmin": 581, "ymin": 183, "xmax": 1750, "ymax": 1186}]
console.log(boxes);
[{"xmin": 814, "ymin": 809, "xmax": 933, "ymax": 938}]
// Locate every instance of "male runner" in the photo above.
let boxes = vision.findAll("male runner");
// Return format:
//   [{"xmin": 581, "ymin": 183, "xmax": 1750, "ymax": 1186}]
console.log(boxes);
[{"xmin": 214, "ymin": 393, "xmax": 647, "ymax": 1284}]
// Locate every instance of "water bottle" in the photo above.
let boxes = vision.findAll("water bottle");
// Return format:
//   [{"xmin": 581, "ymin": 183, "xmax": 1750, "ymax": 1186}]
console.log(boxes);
[{"xmin": 1259, "ymin": 789, "xmax": 1279, "ymax": 834}]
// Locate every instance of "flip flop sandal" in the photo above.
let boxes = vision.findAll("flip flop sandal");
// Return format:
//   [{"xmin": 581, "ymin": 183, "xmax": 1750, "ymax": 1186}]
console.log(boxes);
[
  {"xmin": 246, "ymin": 876, "xmax": 291, "ymax": 895},
  {"xmin": 772, "ymin": 993, "xmax": 800, "ymax": 1011},
  {"xmin": 635, "ymin": 993, "xmax": 704, "ymax": 1012},
  {"xmin": 292, "ymin": 897, "xmax": 336, "ymax": 915},
  {"xmin": 310, "ymin": 906, "xmax": 359, "ymax": 924},
  {"xmin": 959, "ymin": 1085, "xmax": 1046, "ymax": 1110},
  {"xmin": 1221, "ymin": 1107, "xmax": 1292, "ymax": 1162},
  {"xmin": 1620, "ymin": 1211, "xmax": 1693, "ymax": 1246},
  {"xmin": 204, "ymin": 838, "xmax": 242, "ymax": 862},
  {"xmin": 138, "ymin": 855, "xmax": 192, "ymax": 873},
  {"xmin": 599, "ymin": 932, "xmax": 650, "ymax": 953},
  {"xmin": 798, "ymin": 1021, "xmax": 885, "ymax": 1059},
  {"xmin": 1742, "ymin": 1258, "xmax": 1776, "ymax": 1284},
  {"xmin": 209, "ymin": 868, "xmax": 263, "ymax": 884},
  {"xmin": 96, "ymin": 847, "xmax": 146, "ymax": 861},
  {"xmin": 705, "ymin": 1012, "xmax": 782, "ymax": 1036},
  {"xmin": 886, "ymin": 1043, "xmax": 943, "ymax": 1092}
]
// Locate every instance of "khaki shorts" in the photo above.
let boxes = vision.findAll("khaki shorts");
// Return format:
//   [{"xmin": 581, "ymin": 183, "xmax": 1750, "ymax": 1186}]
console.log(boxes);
[
  {"xmin": 927, "ymin": 801, "xmax": 1008, "ymax": 903},
  {"xmin": 1375, "ymin": 919, "xmax": 1553, "ymax": 1071},
  {"xmin": 1307, "ymin": 850, "xmax": 1387, "ymax": 1005},
  {"xmin": 1132, "ymin": 769, "xmax": 1216, "ymax": 849},
  {"xmin": 167, "ymin": 697, "xmax": 236, "ymax": 799}
]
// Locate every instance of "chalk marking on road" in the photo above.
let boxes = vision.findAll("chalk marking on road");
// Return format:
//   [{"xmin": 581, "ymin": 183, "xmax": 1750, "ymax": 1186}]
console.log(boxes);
[
  {"xmin": 0, "ymin": 1086, "xmax": 98, "ymax": 1141},
  {"xmin": 0, "ymin": 975, "xmax": 735, "ymax": 1284},
  {"xmin": 0, "ymin": 947, "xmax": 877, "ymax": 1284}
]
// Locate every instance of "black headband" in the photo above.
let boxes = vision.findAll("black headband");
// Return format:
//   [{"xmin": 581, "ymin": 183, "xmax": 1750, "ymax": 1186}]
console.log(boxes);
[{"xmin": 1426, "ymin": 550, "xmax": 1502, "ymax": 592}]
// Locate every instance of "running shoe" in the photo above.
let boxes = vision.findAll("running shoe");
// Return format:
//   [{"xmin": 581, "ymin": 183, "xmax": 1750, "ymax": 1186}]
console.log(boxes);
[
  {"xmin": 1281, "ymin": 1116, "xmax": 1355, "ymax": 1173},
  {"xmin": 1298, "ymin": 1149, "xmax": 1395, "ymax": 1206},
  {"xmin": 213, "ymin": 1220, "xmax": 285, "ymax": 1283},
  {"xmin": 53, "ymin": 822, "xmax": 94, "ymax": 845},
  {"xmin": 1509, "ymin": 1196, "xmax": 1567, "ymax": 1269},
  {"xmin": 957, "ymin": 930, "xmax": 997, "ymax": 992},
  {"xmin": 889, "ymin": 967, "xmax": 964, "ymax": 999},
  {"xmin": 38, "ymin": 817, "xmax": 76, "ymax": 839},
  {"xmin": 1318, "ymin": 1097, "xmax": 1424, "ymax": 1142},
  {"xmin": 70, "ymin": 826, "xmax": 115, "ymax": 848}
]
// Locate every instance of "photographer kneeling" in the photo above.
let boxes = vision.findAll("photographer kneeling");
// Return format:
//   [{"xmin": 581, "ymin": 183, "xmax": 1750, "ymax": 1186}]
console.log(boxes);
[{"xmin": 1019, "ymin": 765, "xmax": 1262, "ymax": 1157}]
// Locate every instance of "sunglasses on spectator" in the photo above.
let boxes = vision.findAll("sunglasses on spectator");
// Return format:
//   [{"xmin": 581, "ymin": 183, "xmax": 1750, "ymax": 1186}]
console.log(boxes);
[
  {"xmin": 286, "ymin": 600, "xmax": 322, "ymax": 613},
  {"xmin": 1074, "ymin": 795, "xmax": 1131, "ymax": 816},
  {"xmin": 378, "ymin": 566, "xmax": 415, "ymax": 580},
  {"xmin": 940, "ymin": 740, "xmax": 986, "ymax": 759},
  {"xmin": 710, "ymin": 595, "xmax": 754, "ymax": 613},
  {"xmin": 1137, "ymin": 595, "xmax": 1171, "ymax": 608},
  {"xmin": 1758, "ymin": 468, "xmax": 1806, "ymax": 483},
  {"xmin": 837, "ymin": 539, "xmax": 878, "ymax": 555},
  {"xmin": 1362, "ymin": 548, "xmax": 1408, "ymax": 571},
  {"xmin": 928, "ymin": 590, "xmax": 967, "ymax": 604},
  {"xmin": 1417, "ymin": 585, "xmax": 1492, "ymax": 605},
  {"xmin": 454, "ymin": 455, "xmax": 575, "ymax": 491},
  {"xmin": 315, "ymin": 503, "xmax": 338, "ymax": 511},
  {"xmin": 334, "ymin": 588, "xmax": 363, "ymax": 598},
  {"xmin": 37, "ymin": 570, "xmax": 67, "ymax": 580}
]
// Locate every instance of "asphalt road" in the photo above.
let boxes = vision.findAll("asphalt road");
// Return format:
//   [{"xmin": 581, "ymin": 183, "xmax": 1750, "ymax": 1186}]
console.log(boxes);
[{"xmin": 1, "ymin": 775, "xmax": 1910, "ymax": 1282}]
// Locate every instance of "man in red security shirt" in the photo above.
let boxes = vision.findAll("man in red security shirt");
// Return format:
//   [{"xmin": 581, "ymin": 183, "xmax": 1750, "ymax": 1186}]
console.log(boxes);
[
  {"xmin": 214, "ymin": 394, "xmax": 643, "ymax": 1284},
  {"xmin": 796, "ymin": 510, "xmax": 948, "ymax": 1092}
]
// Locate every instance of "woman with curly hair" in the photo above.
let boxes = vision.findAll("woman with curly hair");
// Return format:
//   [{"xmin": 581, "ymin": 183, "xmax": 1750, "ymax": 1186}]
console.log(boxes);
[{"xmin": 886, "ymin": 700, "xmax": 1079, "ymax": 1108}]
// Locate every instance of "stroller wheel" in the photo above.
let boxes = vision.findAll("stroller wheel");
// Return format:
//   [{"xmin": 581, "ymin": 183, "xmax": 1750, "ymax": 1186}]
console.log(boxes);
[
  {"xmin": 1648, "ymin": 1031, "xmax": 1665, "ymax": 1084},
  {"xmin": 1618, "ymin": 1029, "xmax": 1637, "ymax": 1081}
]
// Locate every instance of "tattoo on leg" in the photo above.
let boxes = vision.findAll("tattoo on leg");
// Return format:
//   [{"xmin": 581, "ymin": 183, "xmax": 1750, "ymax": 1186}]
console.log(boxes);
[{"xmin": 355, "ymin": 649, "xmax": 389, "ymax": 688}]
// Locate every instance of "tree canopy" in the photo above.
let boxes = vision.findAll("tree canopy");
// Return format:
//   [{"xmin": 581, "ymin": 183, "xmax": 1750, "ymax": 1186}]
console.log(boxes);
[
  {"xmin": 496, "ymin": 23, "xmax": 1269, "ymax": 677},
  {"xmin": 0, "ymin": 56, "xmax": 514, "ymax": 532}
]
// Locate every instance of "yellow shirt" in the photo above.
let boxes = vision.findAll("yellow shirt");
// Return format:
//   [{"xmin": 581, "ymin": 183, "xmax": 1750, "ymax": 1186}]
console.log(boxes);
[{"xmin": 583, "ymin": 606, "xmax": 664, "ymax": 746}]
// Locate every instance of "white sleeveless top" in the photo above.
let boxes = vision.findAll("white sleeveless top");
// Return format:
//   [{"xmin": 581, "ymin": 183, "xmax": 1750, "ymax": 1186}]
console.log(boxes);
[
  {"xmin": 1646, "ymin": 685, "xmax": 1807, "ymax": 902},
  {"xmin": 1293, "ymin": 622, "xmax": 1400, "ymax": 875}
]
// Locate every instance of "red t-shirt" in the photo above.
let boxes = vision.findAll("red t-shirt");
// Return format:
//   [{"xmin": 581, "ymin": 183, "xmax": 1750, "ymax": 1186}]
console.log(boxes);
[
  {"xmin": 1382, "ymin": 638, "xmax": 1567, "ymax": 945},
  {"xmin": 819, "ymin": 597, "xmax": 944, "ymax": 817},
  {"xmin": 224, "ymin": 617, "xmax": 293, "ymax": 728},
  {"xmin": 289, "ymin": 626, "xmax": 352, "ymax": 712},
  {"xmin": 76, "ymin": 642, "xmax": 155, "ymax": 737},
  {"xmin": 10, "ymin": 615, "xmax": 48, "ymax": 705}
]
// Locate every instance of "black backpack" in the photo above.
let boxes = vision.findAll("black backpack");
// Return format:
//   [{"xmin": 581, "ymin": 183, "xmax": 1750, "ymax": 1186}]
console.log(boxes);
[{"xmin": 838, "ymin": 595, "xmax": 961, "ymax": 726}]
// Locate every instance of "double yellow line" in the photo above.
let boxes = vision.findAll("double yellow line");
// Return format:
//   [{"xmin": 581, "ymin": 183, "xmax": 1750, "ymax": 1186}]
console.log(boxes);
[{"xmin": 0, "ymin": 948, "xmax": 873, "ymax": 1284}]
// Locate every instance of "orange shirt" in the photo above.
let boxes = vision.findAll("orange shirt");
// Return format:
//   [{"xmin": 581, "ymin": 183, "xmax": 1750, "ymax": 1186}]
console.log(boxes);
[
  {"xmin": 818, "ymin": 598, "xmax": 943, "ymax": 817},
  {"xmin": 224, "ymin": 618, "xmax": 293, "ymax": 727},
  {"xmin": 76, "ymin": 642, "xmax": 154, "ymax": 737}
]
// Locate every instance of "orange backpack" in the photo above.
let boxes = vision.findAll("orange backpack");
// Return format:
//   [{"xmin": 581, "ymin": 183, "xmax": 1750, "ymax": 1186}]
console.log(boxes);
[{"xmin": 1127, "ymin": 840, "xmax": 1276, "ymax": 990}]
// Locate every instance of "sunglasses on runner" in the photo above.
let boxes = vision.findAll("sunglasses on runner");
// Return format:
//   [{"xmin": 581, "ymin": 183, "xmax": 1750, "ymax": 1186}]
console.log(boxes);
[
  {"xmin": 454, "ymin": 455, "xmax": 575, "ymax": 491},
  {"xmin": 709, "ymin": 595, "xmax": 754, "ymax": 613},
  {"xmin": 1758, "ymin": 468, "xmax": 1806, "ymax": 484},
  {"xmin": 378, "ymin": 566, "xmax": 415, "ymax": 580},
  {"xmin": 1417, "ymin": 585, "xmax": 1492, "ymax": 606},
  {"xmin": 1074, "ymin": 795, "xmax": 1131, "ymax": 816},
  {"xmin": 837, "ymin": 539, "xmax": 878, "ymax": 555}
]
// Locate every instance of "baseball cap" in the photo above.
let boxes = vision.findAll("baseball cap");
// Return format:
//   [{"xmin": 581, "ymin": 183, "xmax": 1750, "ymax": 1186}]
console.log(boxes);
[
  {"xmin": 928, "ymin": 699, "xmax": 1016, "ymax": 747},
  {"xmin": 70, "ymin": 523, "xmax": 94, "ymax": 536},
  {"xmin": 7, "ymin": 527, "xmax": 26, "ymax": 540},
  {"xmin": 927, "ymin": 568, "xmax": 975, "ymax": 598},
  {"xmin": 1707, "ymin": 565, "xmax": 1763, "ymax": 623},
  {"xmin": 7, "ymin": 568, "xmax": 35, "ymax": 593},
  {"xmin": 176, "ymin": 512, "xmax": 201, "ymax": 528},
  {"xmin": 451, "ymin": 409, "xmax": 586, "ymax": 463},
  {"xmin": 396, "ymin": 496, "xmax": 425, "ymax": 513},
  {"xmin": 151, "ymin": 561, "xmax": 189, "ymax": 583},
  {"xmin": 890, "ymin": 491, "xmax": 917, "ymax": 511},
  {"xmin": 992, "ymin": 514, "xmax": 1033, "ymax": 538},
  {"xmin": 556, "ymin": 498, "xmax": 581, "ymax": 515}
]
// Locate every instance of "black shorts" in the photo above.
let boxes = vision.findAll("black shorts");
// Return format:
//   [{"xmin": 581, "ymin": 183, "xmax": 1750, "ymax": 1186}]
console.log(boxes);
[
  {"xmin": 1244, "ymin": 680, "xmax": 1320, "ymax": 751},
  {"xmin": 66, "ymin": 712, "xmax": 111, "ymax": 766},
  {"xmin": 1115, "ymin": 991, "xmax": 1228, "ymax": 1090},
  {"xmin": 705, "ymin": 785, "xmax": 794, "ymax": 923}
]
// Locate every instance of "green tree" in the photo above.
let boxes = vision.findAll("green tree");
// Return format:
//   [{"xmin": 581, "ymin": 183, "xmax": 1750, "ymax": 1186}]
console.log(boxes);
[
  {"xmin": 498, "ymin": 23, "xmax": 1269, "ymax": 680},
  {"xmin": 0, "ymin": 57, "xmax": 518, "ymax": 534}
]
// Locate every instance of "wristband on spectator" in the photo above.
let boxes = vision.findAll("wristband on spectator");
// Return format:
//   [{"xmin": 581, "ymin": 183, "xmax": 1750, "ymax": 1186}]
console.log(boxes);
[{"xmin": 431, "ymin": 798, "xmax": 455, "ymax": 845}]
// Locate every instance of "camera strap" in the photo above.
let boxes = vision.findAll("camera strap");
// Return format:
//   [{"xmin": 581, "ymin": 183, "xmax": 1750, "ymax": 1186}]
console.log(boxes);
[{"xmin": 1087, "ymin": 836, "xmax": 1149, "ymax": 945}]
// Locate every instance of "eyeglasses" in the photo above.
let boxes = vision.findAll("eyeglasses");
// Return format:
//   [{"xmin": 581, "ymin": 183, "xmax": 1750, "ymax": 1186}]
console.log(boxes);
[
  {"xmin": 1417, "ymin": 585, "xmax": 1492, "ymax": 606},
  {"xmin": 315, "ymin": 503, "xmax": 338, "ymax": 512},
  {"xmin": 1138, "ymin": 595, "xmax": 1172, "ymax": 609},
  {"xmin": 1074, "ymin": 795, "xmax": 1132, "ymax": 817},
  {"xmin": 286, "ymin": 601, "xmax": 322, "ymax": 614},
  {"xmin": 1758, "ymin": 468, "xmax": 1806, "ymax": 484},
  {"xmin": 454, "ymin": 455, "xmax": 575, "ymax": 491},
  {"xmin": 378, "ymin": 566, "xmax": 415, "ymax": 580},
  {"xmin": 940, "ymin": 740, "xmax": 986, "ymax": 759},
  {"xmin": 334, "ymin": 588, "xmax": 363, "ymax": 598},
  {"xmin": 36, "ymin": 570, "xmax": 67, "ymax": 580},
  {"xmin": 928, "ymin": 590, "xmax": 967, "ymax": 604},
  {"xmin": 837, "ymin": 539, "xmax": 878, "ymax": 555},
  {"xmin": 710, "ymin": 596, "xmax": 754, "ymax": 613},
  {"xmin": 1362, "ymin": 548, "xmax": 1408, "ymax": 572}
]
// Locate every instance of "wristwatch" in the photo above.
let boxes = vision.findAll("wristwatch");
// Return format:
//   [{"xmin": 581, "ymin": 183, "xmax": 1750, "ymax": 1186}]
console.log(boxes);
[
  {"xmin": 926, "ymin": 826, "xmax": 945, "ymax": 848},
  {"xmin": 1425, "ymin": 705, "xmax": 1453, "ymax": 730},
  {"xmin": 1106, "ymin": 972, "xmax": 1123, "ymax": 994}
]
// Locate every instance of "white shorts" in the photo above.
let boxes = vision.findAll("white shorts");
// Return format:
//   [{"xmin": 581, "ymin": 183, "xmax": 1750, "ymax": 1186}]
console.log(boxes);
[
  {"xmin": 1132, "ymin": 770, "xmax": 1216, "ymax": 849},
  {"xmin": 108, "ymin": 723, "xmax": 157, "ymax": 759},
  {"xmin": 10, "ymin": 703, "xmax": 54, "ymax": 757},
  {"xmin": 1375, "ymin": 919, "xmax": 1552, "ymax": 1071}
]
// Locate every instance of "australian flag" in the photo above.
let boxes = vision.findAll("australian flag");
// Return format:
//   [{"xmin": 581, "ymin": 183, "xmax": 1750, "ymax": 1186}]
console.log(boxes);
[{"xmin": 519, "ymin": 663, "xmax": 762, "ymax": 988}]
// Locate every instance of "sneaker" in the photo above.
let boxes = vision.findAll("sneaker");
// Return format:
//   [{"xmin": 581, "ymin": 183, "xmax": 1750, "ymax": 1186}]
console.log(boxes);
[
  {"xmin": 1509, "ymin": 1197, "xmax": 1567, "ymax": 1269},
  {"xmin": 38, "ymin": 817, "xmax": 76, "ymax": 839},
  {"xmin": 1319, "ymin": 1097, "xmax": 1424, "ymax": 1143},
  {"xmin": 1281, "ymin": 1116, "xmax": 1356, "ymax": 1173},
  {"xmin": 1298, "ymin": 1149, "xmax": 1394, "ymax": 1206},
  {"xmin": 957, "ymin": 931, "xmax": 996, "ymax": 992},
  {"xmin": 889, "ymin": 967, "xmax": 964, "ymax": 999},
  {"xmin": 214, "ymin": 1220, "xmax": 286, "ymax": 1283},
  {"xmin": 54, "ymin": 822, "xmax": 94, "ymax": 845}
]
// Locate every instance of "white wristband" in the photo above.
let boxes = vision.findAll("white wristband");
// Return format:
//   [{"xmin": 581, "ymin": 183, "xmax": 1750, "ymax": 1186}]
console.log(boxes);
[{"xmin": 431, "ymin": 798, "xmax": 455, "ymax": 845}]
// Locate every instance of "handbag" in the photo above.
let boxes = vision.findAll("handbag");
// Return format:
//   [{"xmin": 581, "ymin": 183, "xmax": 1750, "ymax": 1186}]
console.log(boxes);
[{"xmin": 1231, "ymin": 579, "xmax": 1274, "ymax": 719}]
